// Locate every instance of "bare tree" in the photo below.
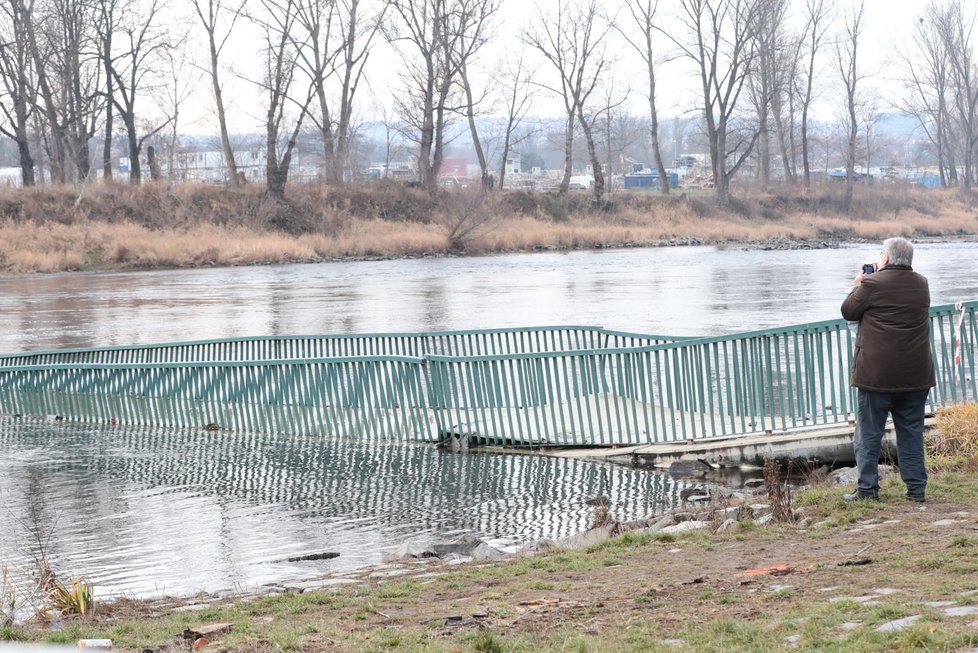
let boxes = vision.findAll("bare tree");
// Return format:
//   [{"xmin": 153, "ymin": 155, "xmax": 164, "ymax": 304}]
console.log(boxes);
[
  {"xmin": 834, "ymin": 0, "xmax": 864, "ymax": 211},
  {"xmin": 17, "ymin": 0, "xmax": 103, "ymax": 182},
  {"xmin": 94, "ymin": 0, "xmax": 118, "ymax": 179},
  {"xmin": 495, "ymin": 53, "xmax": 536, "ymax": 189},
  {"xmin": 668, "ymin": 0, "xmax": 761, "ymax": 207},
  {"xmin": 0, "ymin": 0, "xmax": 37, "ymax": 185},
  {"xmin": 590, "ymin": 80, "xmax": 629, "ymax": 192},
  {"xmin": 897, "ymin": 3, "xmax": 955, "ymax": 186},
  {"xmin": 295, "ymin": 0, "xmax": 384, "ymax": 186},
  {"xmin": 387, "ymin": 0, "xmax": 463, "ymax": 194},
  {"xmin": 523, "ymin": 0, "xmax": 613, "ymax": 201},
  {"xmin": 454, "ymin": 0, "xmax": 500, "ymax": 191},
  {"xmin": 771, "ymin": 25, "xmax": 803, "ymax": 184},
  {"xmin": 748, "ymin": 0, "xmax": 788, "ymax": 188},
  {"xmin": 191, "ymin": 0, "xmax": 246, "ymax": 184},
  {"xmin": 939, "ymin": 1, "xmax": 978, "ymax": 189},
  {"xmin": 160, "ymin": 48, "xmax": 197, "ymax": 181},
  {"xmin": 253, "ymin": 0, "xmax": 315, "ymax": 197},
  {"xmin": 619, "ymin": 0, "xmax": 669, "ymax": 194},
  {"xmin": 863, "ymin": 102, "xmax": 881, "ymax": 173},
  {"xmin": 48, "ymin": 0, "xmax": 103, "ymax": 180},
  {"xmin": 797, "ymin": 0, "xmax": 832, "ymax": 188},
  {"xmin": 14, "ymin": 0, "xmax": 67, "ymax": 182},
  {"xmin": 377, "ymin": 102, "xmax": 406, "ymax": 178},
  {"xmin": 103, "ymin": 0, "xmax": 173, "ymax": 182}
]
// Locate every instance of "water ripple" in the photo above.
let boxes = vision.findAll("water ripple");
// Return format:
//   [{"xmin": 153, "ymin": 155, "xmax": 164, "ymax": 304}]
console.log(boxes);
[{"xmin": 0, "ymin": 419, "xmax": 688, "ymax": 598}]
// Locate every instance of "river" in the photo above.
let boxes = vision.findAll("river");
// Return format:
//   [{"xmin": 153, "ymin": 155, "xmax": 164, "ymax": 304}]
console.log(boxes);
[
  {"xmin": 2, "ymin": 241, "xmax": 976, "ymax": 353},
  {"xmin": 0, "ymin": 242, "xmax": 975, "ymax": 600}
]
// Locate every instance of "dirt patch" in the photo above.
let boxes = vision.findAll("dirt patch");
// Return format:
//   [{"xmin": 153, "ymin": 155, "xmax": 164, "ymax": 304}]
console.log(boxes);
[
  {"xmin": 340, "ymin": 501, "xmax": 971, "ymax": 637},
  {"xmin": 38, "ymin": 486, "xmax": 977, "ymax": 652}
]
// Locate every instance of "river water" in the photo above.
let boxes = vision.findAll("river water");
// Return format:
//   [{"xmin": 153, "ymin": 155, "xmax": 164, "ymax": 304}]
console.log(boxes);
[{"xmin": 0, "ymin": 242, "xmax": 975, "ymax": 599}]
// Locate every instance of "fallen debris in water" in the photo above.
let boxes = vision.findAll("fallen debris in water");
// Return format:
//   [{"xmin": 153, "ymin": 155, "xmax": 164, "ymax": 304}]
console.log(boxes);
[{"xmin": 285, "ymin": 552, "xmax": 340, "ymax": 562}]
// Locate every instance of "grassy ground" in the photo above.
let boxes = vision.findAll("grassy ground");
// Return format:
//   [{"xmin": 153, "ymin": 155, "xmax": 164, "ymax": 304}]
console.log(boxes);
[
  {"xmin": 4, "ymin": 463, "xmax": 978, "ymax": 652},
  {"xmin": 1, "ymin": 182, "xmax": 976, "ymax": 272}
]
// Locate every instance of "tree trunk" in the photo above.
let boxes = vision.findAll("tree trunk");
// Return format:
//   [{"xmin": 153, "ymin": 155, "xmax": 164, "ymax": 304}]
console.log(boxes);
[
  {"xmin": 461, "ymin": 66, "xmax": 489, "ymax": 191},
  {"xmin": 31, "ymin": 78, "xmax": 67, "ymax": 183},
  {"xmin": 75, "ymin": 137, "xmax": 92, "ymax": 181},
  {"xmin": 16, "ymin": 132, "xmax": 35, "ymax": 186},
  {"xmin": 845, "ymin": 114, "xmax": 856, "ymax": 212},
  {"xmin": 417, "ymin": 66, "xmax": 436, "ymax": 192},
  {"xmin": 333, "ymin": 7, "xmax": 357, "ymax": 187},
  {"xmin": 710, "ymin": 116, "xmax": 730, "ymax": 208},
  {"xmin": 577, "ymin": 107, "xmax": 604, "ymax": 202},
  {"xmin": 314, "ymin": 75, "xmax": 338, "ymax": 184},
  {"xmin": 147, "ymin": 145, "xmax": 162, "ymax": 180},
  {"xmin": 429, "ymin": 75, "xmax": 451, "ymax": 195},
  {"xmin": 209, "ymin": 40, "xmax": 238, "ymax": 185},
  {"xmin": 124, "ymin": 115, "xmax": 141, "ymax": 182},
  {"xmin": 10, "ymin": 95, "xmax": 35, "ymax": 186},
  {"xmin": 560, "ymin": 113, "xmax": 573, "ymax": 193},
  {"xmin": 648, "ymin": 99, "xmax": 668, "ymax": 195},
  {"xmin": 103, "ymin": 102, "xmax": 114, "ymax": 181},
  {"xmin": 757, "ymin": 109, "xmax": 769, "ymax": 188},
  {"xmin": 772, "ymin": 94, "xmax": 793, "ymax": 183},
  {"xmin": 498, "ymin": 116, "xmax": 514, "ymax": 190},
  {"xmin": 102, "ymin": 28, "xmax": 114, "ymax": 181}
]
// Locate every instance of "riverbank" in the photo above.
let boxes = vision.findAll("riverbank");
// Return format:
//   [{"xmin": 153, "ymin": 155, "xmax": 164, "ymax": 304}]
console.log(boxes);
[
  {"xmin": 3, "ymin": 403, "xmax": 977, "ymax": 651},
  {"xmin": 2, "ymin": 183, "xmax": 976, "ymax": 273},
  {"xmin": 4, "ymin": 461, "xmax": 978, "ymax": 652}
]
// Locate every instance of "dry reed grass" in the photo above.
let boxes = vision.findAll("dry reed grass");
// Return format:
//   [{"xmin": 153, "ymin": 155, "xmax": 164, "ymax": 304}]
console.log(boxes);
[
  {"xmin": 0, "ymin": 218, "xmax": 449, "ymax": 273},
  {"xmin": 0, "ymin": 182, "xmax": 975, "ymax": 273},
  {"xmin": 931, "ymin": 402, "xmax": 978, "ymax": 458}
]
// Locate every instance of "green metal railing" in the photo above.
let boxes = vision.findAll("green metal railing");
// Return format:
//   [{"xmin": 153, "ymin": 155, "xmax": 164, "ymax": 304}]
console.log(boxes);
[
  {"xmin": 0, "ymin": 326, "xmax": 684, "ymax": 368},
  {"xmin": 0, "ymin": 357, "xmax": 429, "ymax": 439},
  {"xmin": 0, "ymin": 302, "xmax": 974, "ymax": 446},
  {"xmin": 425, "ymin": 322, "xmax": 856, "ymax": 446}
]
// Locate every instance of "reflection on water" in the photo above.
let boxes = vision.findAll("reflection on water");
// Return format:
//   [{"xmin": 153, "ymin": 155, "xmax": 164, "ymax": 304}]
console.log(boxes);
[{"xmin": 0, "ymin": 420, "xmax": 689, "ymax": 598}]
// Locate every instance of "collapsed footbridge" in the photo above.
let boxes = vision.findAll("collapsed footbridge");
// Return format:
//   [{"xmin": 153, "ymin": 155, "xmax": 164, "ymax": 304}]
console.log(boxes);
[{"xmin": 0, "ymin": 301, "xmax": 974, "ymax": 456}]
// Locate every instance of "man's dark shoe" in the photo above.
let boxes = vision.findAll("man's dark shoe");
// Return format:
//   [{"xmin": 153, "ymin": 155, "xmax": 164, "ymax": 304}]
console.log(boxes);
[
  {"xmin": 905, "ymin": 493, "xmax": 926, "ymax": 503},
  {"xmin": 842, "ymin": 491, "xmax": 879, "ymax": 502}
]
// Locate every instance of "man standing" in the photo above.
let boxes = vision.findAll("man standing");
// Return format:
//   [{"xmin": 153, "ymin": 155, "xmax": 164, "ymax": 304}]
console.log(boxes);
[{"xmin": 841, "ymin": 237, "xmax": 936, "ymax": 502}]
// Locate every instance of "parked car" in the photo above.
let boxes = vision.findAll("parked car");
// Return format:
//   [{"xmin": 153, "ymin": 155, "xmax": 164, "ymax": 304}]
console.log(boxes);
[{"xmin": 567, "ymin": 175, "xmax": 594, "ymax": 190}]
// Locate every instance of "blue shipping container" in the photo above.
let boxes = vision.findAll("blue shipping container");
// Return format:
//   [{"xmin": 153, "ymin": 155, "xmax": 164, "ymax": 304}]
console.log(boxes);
[{"xmin": 623, "ymin": 173, "xmax": 679, "ymax": 189}]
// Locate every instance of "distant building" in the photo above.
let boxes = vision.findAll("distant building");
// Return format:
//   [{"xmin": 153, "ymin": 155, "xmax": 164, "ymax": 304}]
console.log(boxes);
[
  {"xmin": 0, "ymin": 167, "xmax": 24, "ymax": 187},
  {"xmin": 366, "ymin": 160, "xmax": 417, "ymax": 180},
  {"xmin": 438, "ymin": 157, "xmax": 469, "ymax": 186},
  {"xmin": 915, "ymin": 171, "xmax": 942, "ymax": 189},
  {"xmin": 505, "ymin": 155, "xmax": 522, "ymax": 175},
  {"xmin": 568, "ymin": 175, "xmax": 593, "ymax": 190},
  {"xmin": 439, "ymin": 157, "xmax": 468, "ymax": 177},
  {"xmin": 169, "ymin": 148, "xmax": 266, "ymax": 183}
]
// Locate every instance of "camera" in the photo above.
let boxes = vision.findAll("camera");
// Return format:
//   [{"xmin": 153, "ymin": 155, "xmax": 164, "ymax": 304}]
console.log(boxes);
[{"xmin": 862, "ymin": 263, "xmax": 875, "ymax": 275}]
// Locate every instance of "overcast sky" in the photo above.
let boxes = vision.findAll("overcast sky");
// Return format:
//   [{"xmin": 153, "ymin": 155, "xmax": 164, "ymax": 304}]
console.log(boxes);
[{"xmin": 175, "ymin": 0, "xmax": 932, "ymax": 136}]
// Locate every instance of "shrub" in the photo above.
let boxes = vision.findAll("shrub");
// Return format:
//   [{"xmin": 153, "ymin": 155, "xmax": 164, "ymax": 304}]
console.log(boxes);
[
  {"xmin": 931, "ymin": 402, "xmax": 978, "ymax": 458},
  {"xmin": 45, "ymin": 576, "xmax": 94, "ymax": 617}
]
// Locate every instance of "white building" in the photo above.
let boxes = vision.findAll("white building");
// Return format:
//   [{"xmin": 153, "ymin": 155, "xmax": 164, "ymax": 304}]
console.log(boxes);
[
  {"xmin": 169, "ymin": 148, "xmax": 266, "ymax": 183},
  {"xmin": 505, "ymin": 154, "xmax": 522, "ymax": 175}
]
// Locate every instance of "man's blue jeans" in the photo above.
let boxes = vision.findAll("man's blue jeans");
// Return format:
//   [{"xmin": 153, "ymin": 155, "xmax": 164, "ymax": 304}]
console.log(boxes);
[{"xmin": 854, "ymin": 388, "xmax": 930, "ymax": 498}]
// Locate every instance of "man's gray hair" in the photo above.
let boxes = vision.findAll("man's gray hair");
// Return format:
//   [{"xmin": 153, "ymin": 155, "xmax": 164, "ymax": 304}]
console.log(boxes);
[{"xmin": 883, "ymin": 237, "xmax": 914, "ymax": 267}]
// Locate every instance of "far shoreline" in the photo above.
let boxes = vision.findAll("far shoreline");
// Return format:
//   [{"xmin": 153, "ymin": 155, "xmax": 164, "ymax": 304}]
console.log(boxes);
[
  {"xmin": 16, "ymin": 234, "xmax": 978, "ymax": 278},
  {"xmin": 2, "ymin": 182, "xmax": 977, "ymax": 274}
]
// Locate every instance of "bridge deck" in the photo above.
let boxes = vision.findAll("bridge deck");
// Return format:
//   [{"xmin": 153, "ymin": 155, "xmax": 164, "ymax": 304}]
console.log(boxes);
[{"xmin": 437, "ymin": 393, "xmax": 843, "ymax": 447}]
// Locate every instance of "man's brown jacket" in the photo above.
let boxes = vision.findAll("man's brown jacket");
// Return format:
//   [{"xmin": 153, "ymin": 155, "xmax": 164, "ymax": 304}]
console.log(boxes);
[{"xmin": 841, "ymin": 264, "xmax": 936, "ymax": 392}]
